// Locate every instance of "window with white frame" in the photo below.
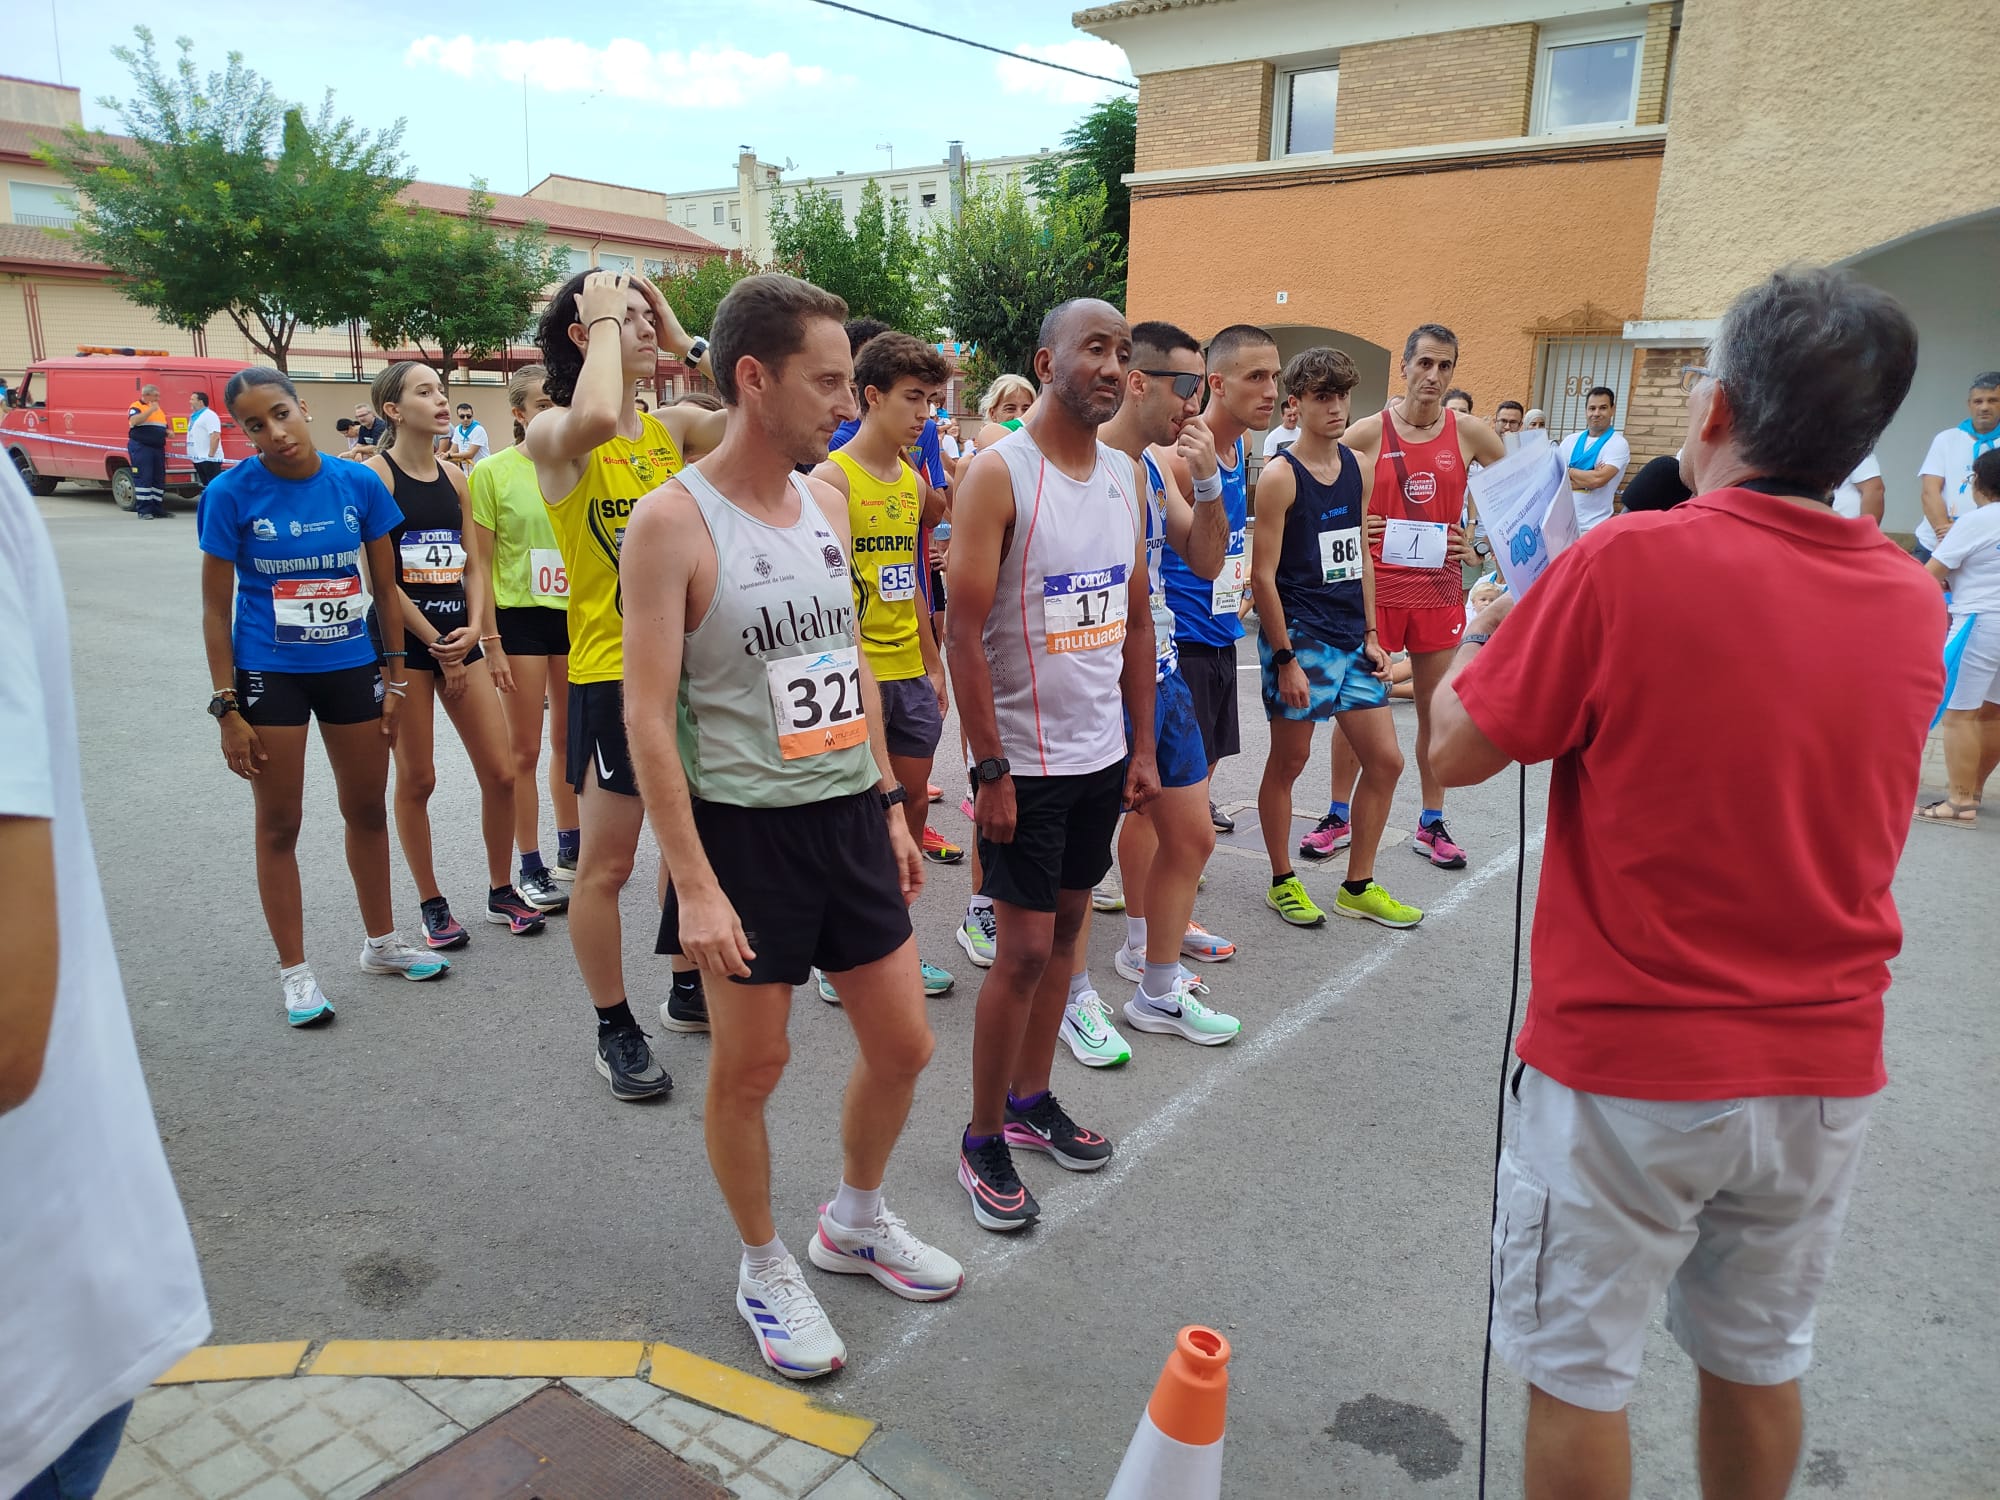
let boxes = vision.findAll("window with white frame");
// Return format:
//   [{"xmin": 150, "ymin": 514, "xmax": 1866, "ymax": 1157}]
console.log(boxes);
[
  {"xmin": 1535, "ymin": 25, "xmax": 1644, "ymax": 133},
  {"xmin": 713, "ymin": 202, "xmax": 725, "ymax": 223},
  {"xmin": 1275, "ymin": 66, "xmax": 1338, "ymax": 156},
  {"xmin": 562, "ymin": 246, "xmax": 591, "ymax": 276},
  {"xmin": 643, "ymin": 259, "xmax": 667, "ymax": 277},
  {"xmin": 10, "ymin": 180, "xmax": 77, "ymax": 227},
  {"xmin": 684, "ymin": 206, "xmax": 696, "ymax": 225},
  {"xmin": 599, "ymin": 252, "xmax": 634, "ymax": 273}
]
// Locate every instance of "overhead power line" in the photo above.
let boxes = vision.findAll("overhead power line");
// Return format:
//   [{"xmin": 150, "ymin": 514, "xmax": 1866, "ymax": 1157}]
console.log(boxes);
[{"xmin": 803, "ymin": 0, "xmax": 1139, "ymax": 89}]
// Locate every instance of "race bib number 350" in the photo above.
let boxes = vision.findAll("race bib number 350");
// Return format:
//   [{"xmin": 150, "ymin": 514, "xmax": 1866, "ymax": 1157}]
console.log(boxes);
[
  {"xmin": 1318, "ymin": 527, "xmax": 1363, "ymax": 584},
  {"xmin": 400, "ymin": 528, "xmax": 466, "ymax": 586},
  {"xmin": 877, "ymin": 562, "xmax": 917, "ymax": 602},
  {"xmin": 766, "ymin": 646, "xmax": 869, "ymax": 760},
  {"xmin": 1043, "ymin": 564, "xmax": 1129, "ymax": 654},
  {"xmin": 272, "ymin": 576, "xmax": 371, "ymax": 645},
  {"xmin": 530, "ymin": 547, "xmax": 569, "ymax": 600}
]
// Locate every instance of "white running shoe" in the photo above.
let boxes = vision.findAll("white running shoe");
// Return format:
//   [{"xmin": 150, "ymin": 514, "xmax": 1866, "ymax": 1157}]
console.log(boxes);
[
  {"xmin": 808, "ymin": 1204, "xmax": 964, "ymax": 1302},
  {"xmin": 1059, "ymin": 988, "xmax": 1132, "ymax": 1067},
  {"xmin": 357, "ymin": 934, "xmax": 451, "ymax": 981},
  {"xmin": 1113, "ymin": 943, "xmax": 1145, "ymax": 983},
  {"xmin": 737, "ymin": 1255, "xmax": 847, "ymax": 1380},
  {"xmin": 1123, "ymin": 976, "xmax": 1241, "ymax": 1046},
  {"xmin": 281, "ymin": 966, "xmax": 333, "ymax": 1027}
]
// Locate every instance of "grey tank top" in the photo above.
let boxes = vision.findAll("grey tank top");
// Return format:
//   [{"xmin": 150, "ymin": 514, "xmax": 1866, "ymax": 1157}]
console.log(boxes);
[{"xmin": 676, "ymin": 467, "xmax": 879, "ymax": 809}]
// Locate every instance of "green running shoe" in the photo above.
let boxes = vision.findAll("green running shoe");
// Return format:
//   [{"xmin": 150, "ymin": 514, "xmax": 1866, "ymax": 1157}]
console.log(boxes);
[
  {"xmin": 1059, "ymin": 989, "xmax": 1131, "ymax": 1067},
  {"xmin": 1123, "ymin": 978, "xmax": 1241, "ymax": 1046},
  {"xmin": 1265, "ymin": 874, "xmax": 1326, "ymax": 928},
  {"xmin": 921, "ymin": 959, "xmax": 955, "ymax": 997},
  {"xmin": 812, "ymin": 967, "xmax": 841, "ymax": 1005},
  {"xmin": 956, "ymin": 904, "xmax": 997, "ymax": 968},
  {"xmin": 1333, "ymin": 880, "xmax": 1425, "ymax": 929}
]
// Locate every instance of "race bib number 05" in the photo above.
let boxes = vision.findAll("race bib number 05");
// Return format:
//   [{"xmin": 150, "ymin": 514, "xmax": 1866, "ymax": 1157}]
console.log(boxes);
[
  {"xmin": 766, "ymin": 646, "xmax": 869, "ymax": 760},
  {"xmin": 877, "ymin": 562, "xmax": 917, "ymax": 602},
  {"xmin": 1043, "ymin": 564, "xmax": 1128, "ymax": 654},
  {"xmin": 272, "ymin": 576, "xmax": 371, "ymax": 645},
  {"xmin": 401, "ymin": 528, "xmax": 466, "ymax": 586},
  {"xmin": 1318, "ymin": 527, "xmax": 1363, "ymax": 583},
  {"xmin": 530, "ymin": 547, "xmax": 569, "ymax": 600},
  {"xmin": 1210, "ymin": 552, "xmax": 1248, "ymax": 615}
]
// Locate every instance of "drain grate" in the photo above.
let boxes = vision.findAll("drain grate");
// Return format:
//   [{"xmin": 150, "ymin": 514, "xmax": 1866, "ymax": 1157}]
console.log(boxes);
[{"xmin": 371, "ymin": 1385, "xmax": 733, "ymax": 1499}]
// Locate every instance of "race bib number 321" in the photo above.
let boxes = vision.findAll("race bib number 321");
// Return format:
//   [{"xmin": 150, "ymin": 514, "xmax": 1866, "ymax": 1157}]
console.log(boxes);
[
  {"xmin": 1043, "ymin": 564, "xmax": 1129, "ymax": 654},
  {"xmin": 272, "ymin": 576, "xmax": 370, "ymax": 645},
  {"xmin": 766, "ymin": 646, "xmax": 869, "ymax": 760}
]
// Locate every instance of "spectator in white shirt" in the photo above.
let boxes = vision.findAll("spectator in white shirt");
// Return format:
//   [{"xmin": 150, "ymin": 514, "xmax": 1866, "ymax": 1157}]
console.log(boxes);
[
  {"xmin": 1831, "ymin": 452, "xmax": 1884, "ymax": 524},
  {"xmin": 1918, "ymin": 448, "xmax": 2000, "ymax": 825},
  {"xmin": 1262, "ymin": 396, "xmax": 1304, "ymax": 457},
  {"xmin": 186, "ymin": 390, "xmax": 224, "ymax": 489},
  {"xmin": 446, "ymin": 401, "xmax": 490, "ymax": 469},
  {"xmin": 1916, "ymin": 371, "xmax": 2000, "ymax": 559},
  {"xmin": 0, "ymin": 462, "xmax": 210, "ymax": 1498},
  {"xmin": 1557, "ymin": 386, "xmax": 1631, "ymax": 532}
]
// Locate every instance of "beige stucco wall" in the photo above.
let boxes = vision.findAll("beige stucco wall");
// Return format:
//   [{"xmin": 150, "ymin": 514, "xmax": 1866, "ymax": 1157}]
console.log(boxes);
[{"xmin": 1642, "ymin": 0, "xmax": 2000, "ymax": 318}]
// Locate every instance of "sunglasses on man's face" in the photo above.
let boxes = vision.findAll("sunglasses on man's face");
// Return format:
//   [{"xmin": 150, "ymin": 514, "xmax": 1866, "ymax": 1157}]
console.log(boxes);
[{"xmin": 1139, "ymin": 370, "xmax": 1202, "ymax": 400}]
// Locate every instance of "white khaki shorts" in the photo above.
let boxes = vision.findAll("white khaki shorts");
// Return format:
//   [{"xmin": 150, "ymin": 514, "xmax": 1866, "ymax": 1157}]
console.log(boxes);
[
  {"xmin": 1945, "ymin": 612, "xmax": 2000, "ymax": 711},
  {"xmin": 1489, "ymin": 1065, "xmax": 1877, "ymax": 1413}
]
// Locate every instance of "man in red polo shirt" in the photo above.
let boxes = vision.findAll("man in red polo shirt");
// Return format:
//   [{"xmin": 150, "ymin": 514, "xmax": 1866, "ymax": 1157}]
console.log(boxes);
[{"xmin": 1431, "ymin": 266, "xmax": 1939, "ymax": 1500}]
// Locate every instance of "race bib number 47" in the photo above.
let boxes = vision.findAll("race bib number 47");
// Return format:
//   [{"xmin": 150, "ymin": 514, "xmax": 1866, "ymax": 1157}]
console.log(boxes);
[
  {"xmin": 766, "ymin": 646, "xmax": 869, "ymax": 760},
  {"xmin": 1043, "ymin": 564, "xmax": 1128, "ymax": 654},
  {"xmin": 272, "ymin": 576, "xmax": 370, "ymax": 645},
  {"xmin": 401, "ymin": 528, "xmax": 466, "ymax": 586}
]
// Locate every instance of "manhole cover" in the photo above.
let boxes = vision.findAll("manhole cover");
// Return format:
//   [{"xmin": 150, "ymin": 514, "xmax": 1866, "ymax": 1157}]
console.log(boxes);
[{"xmin": 371, "ymin": 1386, "xmax": 732, "ymax": 1499}]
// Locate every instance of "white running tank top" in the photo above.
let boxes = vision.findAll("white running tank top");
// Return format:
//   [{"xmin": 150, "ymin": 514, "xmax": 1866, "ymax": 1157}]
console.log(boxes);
[
  {"xmin": 984, "ymin": 427, "xmax": 1141, "ymax": 776},
  {"xmin": 676, "ymin": 466, "xmax": 879, "ymax": 809}
]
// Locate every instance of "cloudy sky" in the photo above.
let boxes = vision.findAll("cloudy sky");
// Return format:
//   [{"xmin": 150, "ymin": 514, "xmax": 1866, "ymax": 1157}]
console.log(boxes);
[{"xmin": 10, "ymin": 0, "xmax": 1134, "ymax": 195}]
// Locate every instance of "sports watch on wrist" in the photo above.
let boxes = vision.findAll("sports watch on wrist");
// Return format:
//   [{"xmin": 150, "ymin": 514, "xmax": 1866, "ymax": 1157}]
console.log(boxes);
[
  {"xmin": 975, "ymin": 756, "xmax": 1010, "ymax": 784},
  {"xmin": 683, "ymin": 337, "xmax": 709, "ymax": 369},
  {"xmin": 880, "ymin": 785, "xmax": 909, "ymax": 812},
  {"xmin": 1270, "ymin": 648, "xmax": 1297, "ymax": 667},
  {"xmin": 207, "ymin": 691, "xmax": 239, "ymax": 720}
]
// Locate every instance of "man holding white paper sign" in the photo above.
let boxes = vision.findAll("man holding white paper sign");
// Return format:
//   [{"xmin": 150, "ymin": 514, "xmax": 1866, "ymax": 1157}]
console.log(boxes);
[{"xmin": 1313, "ymin": 324, "xmax": 1503, "ymax": 873}]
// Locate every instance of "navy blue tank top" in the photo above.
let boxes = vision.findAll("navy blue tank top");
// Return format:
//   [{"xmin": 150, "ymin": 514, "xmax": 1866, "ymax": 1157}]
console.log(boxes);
[
  {"xmin": 1273, "ymin": 445, "xmax": 1367, "ymax": 651},
  {"xmin": 383, "ymin": 453, "xmax": 469, "ymax": 610}
]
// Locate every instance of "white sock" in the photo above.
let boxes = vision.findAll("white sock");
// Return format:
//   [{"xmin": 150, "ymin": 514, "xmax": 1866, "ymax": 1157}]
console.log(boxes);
[
  {"xmin": 968, "ymin": 895, "xmax": 993, "ymax": 913},
  {"xmin": 280, "ymin": 961, "xmax": 313, "ymax": 981},
  {"xmin": 1067, "ymin": 969, "xmax": 1091, "ymax": 1001},
  {"xmin": 742, "ymin": 1235, "xmax": 788, "ymax": 1272},
  {"xmin": 364, "ymin": 932, "xmax": 397, "ymax": 951},
  {"xmin": 829, "ymin": 1181, "xmax": 882, "ymax": 1230},
  {"xmin": 1124, "ymin": 915, "xmax": 1147, "ymax": 953}
]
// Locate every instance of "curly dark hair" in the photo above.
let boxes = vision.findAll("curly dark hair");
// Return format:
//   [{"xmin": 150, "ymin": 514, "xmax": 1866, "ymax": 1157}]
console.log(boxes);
[
  {"xmin": 853, "ymin": 332, "xmax": 950, "ymax": 411},
  {"xmin": 534, "ymin": 270, "xmax": 596, "ymax": 408},
  {"xmin": 1283, "ymin": 346, "xmax": 1359, "ymax": 401}
]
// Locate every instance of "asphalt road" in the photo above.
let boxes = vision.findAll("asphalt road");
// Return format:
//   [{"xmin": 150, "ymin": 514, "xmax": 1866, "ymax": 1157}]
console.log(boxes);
[{"xmin": 44, "ymin": 487, "xmax": 2000, "ymax": 1498}]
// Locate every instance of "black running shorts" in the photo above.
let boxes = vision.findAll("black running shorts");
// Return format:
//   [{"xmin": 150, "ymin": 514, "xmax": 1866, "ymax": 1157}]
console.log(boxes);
[
  {"xmin": 973, "ymin": 760, "xmax": 1126, "ymax": 914},
  {"xmin": 496, "ymin": 604, "xmax": 570, "ymax": 657},
  {"xmin": 235, "ymin": 664, "xmax": 383, "ymax": 727},
  {"xmin": 567, "ymin": 680, "xmax": 637, "ymax": 796},
  {"xmin": 657, "ymin": 791, "xmax": 912, "ymax": 986},
  {"xmin": 404, "ymin": 595, "xmax": 485, "ymax": 676},
  {"xmin": 1174, "ymin": 640, "xmax": 1240, "ymax": 764}
]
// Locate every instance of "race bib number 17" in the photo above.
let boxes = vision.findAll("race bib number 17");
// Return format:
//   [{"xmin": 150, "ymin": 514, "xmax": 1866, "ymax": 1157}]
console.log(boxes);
[
  {"xmin": 766, "ymin": 646, "xmax": 869, "ymax": 760},
  {"xmin": 272, "ymin": 576, "xmax": 371, "ymax": 645},
  {"xmin": 1043, "ymin": 564, "xmax": 1128, "ymax": 653}
]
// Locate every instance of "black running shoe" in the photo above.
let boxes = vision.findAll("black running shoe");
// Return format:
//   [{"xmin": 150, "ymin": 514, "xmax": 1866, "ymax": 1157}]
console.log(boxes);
[
  {"xmin": 420, "ymin": 895, "xmax": 470, "ymax": 950},
  {"xmin": 1003, "ymin": 1092, "xmax": 1114, "ymax": 1172},
  {"xmin": 957, "ymin": 1132, "xmax": 1040, "ymax": 1233},
  {"xmin": 660, "ymin": 974, "xmax": 710, "ymax": 1034},
  {"xmin": 554, "ymin": 848, "xmax": 578, "ymax": 883},
  {"xmin": 596, "ymin": 1024, "xmax": 672, "ymax": 1101},
  {"xmin": 518, "ymin": 867, "xmax": 569, "ymax": 913},
  {"xmin": 486, "ymin": 886, "xmax": 548, "ymax": 936},
  {"xmin": 1210, "ymin": 800, "xmax": 1235, "ymax": 834}
]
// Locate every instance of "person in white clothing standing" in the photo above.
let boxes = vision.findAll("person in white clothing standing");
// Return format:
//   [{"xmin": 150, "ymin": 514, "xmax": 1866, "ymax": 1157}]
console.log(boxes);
[
  {"xmin": 1261, "ymin": 396, "xmax": 1303, "ymax": 457},
  {"xmin": 1915, "ymin": 371, "xmax": 2000, "ymax": 560},
  {"xmin": 186, "ymin": 389, "xmax": 225, "ymax": 496},
  {"xmin": 0, "ymin": 460, "xmax": 210, "ymax": 1498},
  {"xmin": 1917, "ymin": 447, "xmax": 2000, "ymax": 825},
  {"xmin": 1831, "ymin": 452, "xmax": 1884, "ymax": 524},
  {"xmin": 948, "ymin": 298, "xmax": 1160, "ymax": 1234},
  {"xmin": 1557, "ymin": 386, "xmax": 1631, "ymax": 532}
]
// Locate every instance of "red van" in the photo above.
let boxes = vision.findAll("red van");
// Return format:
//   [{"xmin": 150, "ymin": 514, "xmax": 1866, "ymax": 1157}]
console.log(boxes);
[{"xmin": 3, "ymin": 354, "xmax": 253, "ymax": 508}]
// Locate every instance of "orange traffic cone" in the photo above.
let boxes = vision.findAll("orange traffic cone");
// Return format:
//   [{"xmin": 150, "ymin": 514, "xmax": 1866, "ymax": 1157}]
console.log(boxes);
[{"xmin": 1105, "ymin": 1326, "xmax": 1231, "ymax": 1499}]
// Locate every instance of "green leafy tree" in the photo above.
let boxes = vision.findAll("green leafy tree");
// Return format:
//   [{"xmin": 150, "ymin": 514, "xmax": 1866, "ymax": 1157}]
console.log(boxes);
[
  {"xmin": 769, "ymin": 180, "xmax": 937, "ymax": 336},
  {"xmin": 925, "ymin": 177, "xmax": 1126, "ymax": 378},
  {"xmin": 36, "ymin": 29, "xmax": 408, "ymax": 371},
  {"xmin": 650, "ymin": 251, "xmax": 765, "ymax": 336},
  {"xmin": 1025, "ymin": 96, "xmax": 1138, "ymax": 248},
  {"xmin": 365, "ymin": 187, "xmax": 568, "ymax": 392}
]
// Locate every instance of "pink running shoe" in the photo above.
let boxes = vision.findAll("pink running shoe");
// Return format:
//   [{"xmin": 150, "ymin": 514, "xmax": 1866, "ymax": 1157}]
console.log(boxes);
[
  {"xmin": 1179, "ymin": 921, "xmax": 1236, "ymax": 962},
  {"xmin": 1413, "ymin": 818, "xmax": 1468, "ymax": 870},
  {"xmin": 1298, "ymin": 812, "xmax": 1352, "ymax": 861}
]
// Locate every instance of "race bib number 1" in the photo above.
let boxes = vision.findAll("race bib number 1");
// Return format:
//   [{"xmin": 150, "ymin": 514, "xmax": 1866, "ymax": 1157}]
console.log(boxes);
[
  {"xmin": 272, "ymin": 576, "xmax": 371, "ymax": 645},
  {"xmin": 877, "ymin": 562, "xmax": 917, "ymax": 602},
  {"xmin": 1210, "ymin": 552, "xmax": 1247, "ymax": 615},
  {"xmin": 530, "ymin": 547, "xmax": 569, "ymax": 600},
  {"xmin": 1043, "ymin": 564, "xmax": 1128, "ymax": 654},
  {"xmin": 1318, "ymin": 527, "xmax": 1363, "ymax": 583},
  {"xmin": 766, "ymin": 646, "xmax": 869, "ymax": 760},
  {"xmin": 401, "ymin": 528, "xmax": 466, "ymax": 585}
]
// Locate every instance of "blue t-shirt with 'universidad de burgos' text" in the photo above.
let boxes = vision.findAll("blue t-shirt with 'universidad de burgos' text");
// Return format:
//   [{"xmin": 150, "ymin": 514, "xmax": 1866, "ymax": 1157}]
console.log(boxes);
[{"xmin": 197, "ymin": 456, "xmax": 402, "ymax": 673}]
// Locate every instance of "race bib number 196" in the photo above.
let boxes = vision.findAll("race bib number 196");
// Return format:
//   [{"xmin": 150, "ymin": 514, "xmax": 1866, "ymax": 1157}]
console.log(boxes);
[
  {"xmin": 766, "ymin": 646, "xmax": 869, "ymax": 760},
  {"xmin": 272, "ymin": 576, "xmax": 371, "ymax": 645},
  {"xmin": 1043, "ymin": 564, "xmax": 1128, "ymax": 654},
  {"xmin": 1318, "ymin": 527, "xmax": 1363, "ymax": 584}
]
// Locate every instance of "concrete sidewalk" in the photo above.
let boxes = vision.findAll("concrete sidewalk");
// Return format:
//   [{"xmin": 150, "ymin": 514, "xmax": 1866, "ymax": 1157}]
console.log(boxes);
[{"xmin": 99, "ymin": 1341, "xmax": 985, "ymax": 1500}]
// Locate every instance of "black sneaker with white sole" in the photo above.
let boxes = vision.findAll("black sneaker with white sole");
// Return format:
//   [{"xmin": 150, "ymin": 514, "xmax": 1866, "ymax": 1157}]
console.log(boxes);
[
  {"xmin": 1002, "ymin": 1091, "xmax": 1114, "ymax": 1171},
  {"xmin": 958, "ymin": 1132, "xmax": 1040, "ymax": 1232},
  {"xmin": 596, "ymin": 1024, "xmax": 673, "ymax": 1101},
  {"xmin": 660, "ymin": 973, "xmax": 710, "ymax": 1033},
  {"xmin": 1210, "ymin": 800, "xmax": 1235, "ymax": 834},
  {"xmin": 518, "ymin": 867, "xmax": 569, "ymax": 912},
  {"xmin": 486, "ymin": 886, "xmax": 548, "ymax": 936}
]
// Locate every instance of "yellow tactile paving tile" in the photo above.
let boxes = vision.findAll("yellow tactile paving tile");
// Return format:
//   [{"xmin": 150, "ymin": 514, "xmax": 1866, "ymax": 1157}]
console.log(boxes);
[
  {"xmin": 155, "ymin": 1341, "xmax": 311, "ymax": 1383},
  {"xmin": 645, "ymin": 1344, "xmax": 874, "ymax": 1457},
  {"xmin": 307, "ymin": 1339, "xmax": 649, "ymax": 1378}
]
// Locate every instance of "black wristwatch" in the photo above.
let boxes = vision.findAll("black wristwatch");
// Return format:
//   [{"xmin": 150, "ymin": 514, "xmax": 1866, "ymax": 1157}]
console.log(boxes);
[
  {"xmin": 683, "ymin": 337, "xmax": 709, "ymax": 370},
  {"xmin": 975, "ymin": 756, "xmax": 1010, "ymax": 784},
  {"xmin": 1270, "ymin": 648, "xmax": 1297, "ymax": 667},
  {"xmin": 880, "ymin": 785, "xmax": 908, "ymax": 812},
  {"xmin": 207, "ymin": 691, "xmax": 239, "ymax": 720}
]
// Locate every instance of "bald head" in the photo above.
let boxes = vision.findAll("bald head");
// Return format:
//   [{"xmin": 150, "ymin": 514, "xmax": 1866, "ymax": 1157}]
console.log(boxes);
[
  {"xmin": 1039, "ymin": 298, "xmax": 1126, "ymax": 356},
  {"xmin": 1033, "ymin": 299, "xmax": 1130, "ymax": 430}
]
